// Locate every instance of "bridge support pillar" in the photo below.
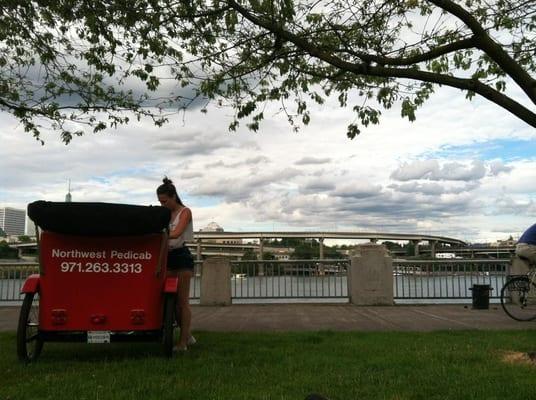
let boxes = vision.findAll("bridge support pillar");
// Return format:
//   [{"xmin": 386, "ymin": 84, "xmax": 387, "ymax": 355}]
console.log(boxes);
[
  {"xmin": 349, "ymin": 243, "xmax": 393, "ymax": 305},
  {"xmin": 430, "ymin": 241, "xmax": 437, "ymax": 258},
  {"xmin": 200, "ymin": 257, "xmax": 231, "ymax": 306},
  {"xmin": 196, "ymin": 239, "xmax": 202, "ymax": 261},
  {"xmin": 258, "ymin": 238, "xmax": 264, "ymax": 276},
  {"xmin": 319, "ymin": 237, "xmax": 324, "ymax": 260},
  {"xmin": 412, "ymin": 240, "xmax": 420, "ymax": 257}
]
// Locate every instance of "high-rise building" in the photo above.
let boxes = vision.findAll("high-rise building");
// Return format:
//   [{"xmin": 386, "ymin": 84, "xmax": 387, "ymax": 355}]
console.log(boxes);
[
  {"xmin": 0, "ymin": 207, "xmax": 26, "ymax": 236},
  {"xmin": 65, "ymin": 179, "xmax": 72, "ymax": 202}
]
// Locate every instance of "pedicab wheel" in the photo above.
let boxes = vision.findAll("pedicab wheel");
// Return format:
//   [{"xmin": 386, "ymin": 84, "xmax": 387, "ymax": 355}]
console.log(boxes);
[
  {"xmin": 17, "ymin": 293, "xmax": 43, "ymax": 362},
  {"xmin": 162, "ymin": 294, "xmax": 176, "ymax": 357}
]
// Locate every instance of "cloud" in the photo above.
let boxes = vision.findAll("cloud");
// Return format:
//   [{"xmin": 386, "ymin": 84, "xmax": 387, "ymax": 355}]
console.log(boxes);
[
  {"xmin": 301, "ymin": 179, "xmax": 336, "ymax": 193},
  {"xmin": 1, "ymin": 82, "xmax": 535, "ymax": 243},
  {"xmin": 181, "ymin": 171, "xmax": 204, "ymax": 179},
  {"xmin": 491, "ymin": 195, "xmax": 536, "ymax": 217},
  {"xmin": 488, "ymin": 160, "xmax": 513, "ymax": 176},
  {"xmin": 391, "ymin": 160, "xmax": 487, "ymax": 182},
  {"xmin": 388, "ymin": 181, "xmax": 480, "ymax": 195},
  {"xmin": 438, "ymin": 160, "xmax": 486, "ymax": 181},
  {"xmin": 389, "ymin": 182, "xmax": 446, "ymax": 195},
  {"xmin": 295, "ymin": 157, "xmax": 332, "ymax": 165},
  {"xmin": 390, "ymin": 160, "xmax": 440, "ymax": 181},
  {"xmin": 204, "ymin": 156, "xmax": 270, "ymax": 169},
  {"xmin": 151, "ymin": 131, "xmax": 236, "ymax": 156},
  {"xmin": 333, "ymin": 182, "xmax": 383, "ymax": 199}
]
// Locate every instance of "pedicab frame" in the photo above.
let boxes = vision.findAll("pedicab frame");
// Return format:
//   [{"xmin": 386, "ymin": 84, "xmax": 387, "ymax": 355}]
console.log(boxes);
[{"xmin": 17, "ymin": 201, "xmax": 179, "ymax": 362}]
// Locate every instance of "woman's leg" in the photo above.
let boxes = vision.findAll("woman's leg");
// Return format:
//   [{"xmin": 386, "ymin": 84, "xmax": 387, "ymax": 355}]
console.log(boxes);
[{"xmin": 177, "ymin": 269, "xmax": 193, "ymax": 348}]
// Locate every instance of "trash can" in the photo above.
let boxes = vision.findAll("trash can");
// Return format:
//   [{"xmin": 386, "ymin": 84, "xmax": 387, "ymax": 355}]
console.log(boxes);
[{"xmin": 469, "ymin": 284, "xmax": 492, "ymax": 309}]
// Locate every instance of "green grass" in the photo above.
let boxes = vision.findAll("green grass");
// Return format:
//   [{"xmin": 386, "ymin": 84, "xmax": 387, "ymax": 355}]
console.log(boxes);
[{"xmin": 1, "ymin": 330, "xmax": 535, "ymax": 400}]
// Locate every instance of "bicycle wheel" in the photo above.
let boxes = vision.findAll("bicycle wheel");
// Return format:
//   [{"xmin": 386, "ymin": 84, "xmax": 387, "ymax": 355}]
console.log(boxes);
[
  {"xmin": 162, "ymin": 294, "xmax": 176, "ymax": 357},
  {"xmin": 17, "ymin": 293, "xmax": 44, "ymax": 362},
  {"xmin": 500, "ymin": 276, "xmax": 536, "ymax": 321}
]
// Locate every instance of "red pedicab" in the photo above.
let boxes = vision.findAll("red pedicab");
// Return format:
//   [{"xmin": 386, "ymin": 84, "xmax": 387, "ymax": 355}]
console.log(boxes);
[{"xmin": 17, "ymin": 201, "xmax": 178, "ymax": 362}]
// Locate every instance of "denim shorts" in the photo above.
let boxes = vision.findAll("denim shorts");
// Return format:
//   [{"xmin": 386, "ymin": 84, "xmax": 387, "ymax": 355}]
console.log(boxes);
[{"xmin": 167, "ymin": 246, "xmax": 194, "ymax": 272}]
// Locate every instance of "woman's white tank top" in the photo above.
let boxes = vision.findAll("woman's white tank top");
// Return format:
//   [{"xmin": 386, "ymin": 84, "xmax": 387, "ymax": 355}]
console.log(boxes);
[{"xmin": 168, "ymin": 207, "xmax": 194, "ymax": 249}]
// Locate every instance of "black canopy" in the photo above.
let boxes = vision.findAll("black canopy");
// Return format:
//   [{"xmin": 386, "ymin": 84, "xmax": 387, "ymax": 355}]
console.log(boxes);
[{"xmin": 28, "ymin": 201, "xmax": 171, "ymax": 236}]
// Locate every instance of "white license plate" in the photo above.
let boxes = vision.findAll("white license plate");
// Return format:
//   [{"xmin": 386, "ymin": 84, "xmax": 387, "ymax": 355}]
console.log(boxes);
[{"xmin": 87, "ymin": 331, "xmax": 111, "ymax": 344}]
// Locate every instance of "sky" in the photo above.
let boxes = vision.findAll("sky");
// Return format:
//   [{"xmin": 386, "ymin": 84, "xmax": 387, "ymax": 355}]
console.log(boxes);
[{"xmin": 1, "ymin": 82, "xmax": 535, "ymax": 244}]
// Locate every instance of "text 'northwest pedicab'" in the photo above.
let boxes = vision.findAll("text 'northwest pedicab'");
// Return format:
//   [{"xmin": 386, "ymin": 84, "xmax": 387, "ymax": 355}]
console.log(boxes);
[{"xmin": 17, "ymin": 201, "xmax": 178, "ymax": 362}]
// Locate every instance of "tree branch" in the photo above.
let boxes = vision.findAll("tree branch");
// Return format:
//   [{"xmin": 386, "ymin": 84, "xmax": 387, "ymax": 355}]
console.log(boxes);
[
  {"xmin": 338, "ymin": 37, "xmax": 477, "ymax": 66},
  {"xmin": 227, "ymin": 0, "xmax": 536, "ymax": 128},
  {"xmin": 427, "ymin": 0, "xmax": 536, "ymax": 105}
]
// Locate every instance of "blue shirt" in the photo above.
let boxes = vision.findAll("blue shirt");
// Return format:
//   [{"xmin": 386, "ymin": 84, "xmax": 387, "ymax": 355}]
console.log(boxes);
[{"xmin": 519, "ymin": 223, "xmax": 536, "ymax": 245}]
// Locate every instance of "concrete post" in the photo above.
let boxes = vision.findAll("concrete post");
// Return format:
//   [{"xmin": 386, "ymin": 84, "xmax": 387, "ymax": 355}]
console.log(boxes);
[
  {"xmin": 319, "ymin": 237, "xmax": 324, "ymax": 260},
  {"xmin": 348, "ymin": 243, "xmax": 393, "ymax": 305},
  {"xmin": 200, "ymin": 257, "xmax": 231, "ymax": 306}
]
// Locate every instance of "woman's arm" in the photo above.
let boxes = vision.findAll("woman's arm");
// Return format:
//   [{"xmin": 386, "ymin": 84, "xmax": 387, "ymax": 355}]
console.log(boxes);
[{"xmin": 169, "ymin": 208, "xmax": 192, "ymax": 239}]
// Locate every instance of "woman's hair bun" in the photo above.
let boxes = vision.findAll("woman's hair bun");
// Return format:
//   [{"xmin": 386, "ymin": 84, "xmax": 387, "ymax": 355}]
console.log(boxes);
[{"xmin": 162, "ymin": 176, "xmax": 173, "ymax": 185}]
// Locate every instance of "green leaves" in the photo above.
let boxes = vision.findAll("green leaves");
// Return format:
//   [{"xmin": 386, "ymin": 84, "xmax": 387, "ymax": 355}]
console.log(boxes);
[
  {"xmin": 401, "ymin": 99, "xmax": 416, "ymax": 122},
  {"xmin": 1, "ymin": 0, "xmax": 535, "ymax": 143}
]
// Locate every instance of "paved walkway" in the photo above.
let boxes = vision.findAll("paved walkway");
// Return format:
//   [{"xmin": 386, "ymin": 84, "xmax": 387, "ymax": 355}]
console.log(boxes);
[{"xmin": 2, "ymin": 303, "xmax": 534, "ymax": 332}]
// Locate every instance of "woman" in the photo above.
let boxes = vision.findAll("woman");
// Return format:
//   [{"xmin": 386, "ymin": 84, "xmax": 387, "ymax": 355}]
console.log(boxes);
[{"xmin": 157, "ymin": 177, "xmax": 196, "ymax": 352}]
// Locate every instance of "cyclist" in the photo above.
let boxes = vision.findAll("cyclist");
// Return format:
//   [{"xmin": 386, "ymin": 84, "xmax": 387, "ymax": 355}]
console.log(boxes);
[{"xmin": 516, "ymin": 223, "xmax": 536, "ymax": 265}]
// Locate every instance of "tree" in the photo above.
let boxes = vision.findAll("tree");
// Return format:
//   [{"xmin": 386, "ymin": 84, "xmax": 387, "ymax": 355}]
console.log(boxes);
[
  {"xmin": 261, "ymin": 251, "xmax": 276, "ymax": 260},
  {"xmin": 17, "ymin": 235, "xmax": 33, "ymax": 243},
  {"xmin": 2, "ymin": 0, "xmax": 535, "ymax": 143},
  {"xmin": 0, "ymin": 241, "xmax": 18, "ymax": 259}
]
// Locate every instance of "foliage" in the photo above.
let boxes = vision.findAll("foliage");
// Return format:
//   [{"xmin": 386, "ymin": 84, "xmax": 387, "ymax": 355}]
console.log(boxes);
[
  {"xmin": 16, "ymin": 235, "xmax": 32, "ymax": 243},
  {"xmin": 0, "ymin": 241, "xmax": 18, "ymax": 259},
  {"xmin": 241, "ymin": 247, "xmax": 259, "ymax": 260},
  {"xmin": 2, "ymin": 0, "xmax": 536, "ymax": 143},
  {"xmin": 261, "ymin": 251, "xmax": 276, "ymax": 260},
  {"xmin": 382, "ymin": 241, "xmax": 404, "ymax": 251}
]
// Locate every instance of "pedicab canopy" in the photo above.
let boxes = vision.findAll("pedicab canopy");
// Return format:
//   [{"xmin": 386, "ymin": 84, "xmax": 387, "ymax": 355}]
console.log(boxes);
[{"xmin": 28, "ymin": 200, "xmax": 171, "ymax": 236}]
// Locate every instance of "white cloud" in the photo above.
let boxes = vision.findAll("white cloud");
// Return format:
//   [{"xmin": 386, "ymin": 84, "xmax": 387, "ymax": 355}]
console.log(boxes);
[
  {"xmin": 295, "ymin": 157, "xmax": 332, "ymax": 165},
  {"xmin": 488, "ymin": 160, "xmax": 513, "ymax": 176},
  {"xmin": 390, "ymin": 160, "xmax": 487, "ymax": 182},
  {"xmin": 1, "ymin": 84, "xmax": 535, "ymax": 243}
]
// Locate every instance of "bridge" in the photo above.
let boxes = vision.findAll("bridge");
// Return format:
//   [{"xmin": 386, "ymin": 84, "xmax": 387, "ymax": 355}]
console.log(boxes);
[{"xmin": 9, "ymin": 231, "xmax": 466, "ymax": 260}]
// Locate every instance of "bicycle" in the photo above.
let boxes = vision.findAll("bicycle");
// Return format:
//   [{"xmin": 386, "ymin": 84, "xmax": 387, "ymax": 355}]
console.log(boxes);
[{"xmin": 500, "ymin": 256, "xmax": 536, "ymax": 321}]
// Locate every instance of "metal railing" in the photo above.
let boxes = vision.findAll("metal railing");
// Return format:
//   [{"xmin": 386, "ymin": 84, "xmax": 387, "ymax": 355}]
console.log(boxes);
[
  {"xmin": 1, "ymin": 258, "xmax": 512, "ymax": 304},
  {"xmin": 0, "ymin": 262, "xmax": 202, "ymax": 303},
  {"xmin": 229, "ymin": 259, "xmax": 349, "ymax": 301},
  {"xmin": 0, "ymin": 263, "xmax": 39, "ymax": 302},
  {"xmin": 393, "ymin": 259, "xmax": 510, "ymax": 301}
]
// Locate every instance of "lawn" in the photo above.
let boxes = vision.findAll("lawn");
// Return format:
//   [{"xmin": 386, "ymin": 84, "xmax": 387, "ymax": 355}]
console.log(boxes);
[{"xmin": 1, "ymin": 330, "xmax": 535, "ymax": 400}]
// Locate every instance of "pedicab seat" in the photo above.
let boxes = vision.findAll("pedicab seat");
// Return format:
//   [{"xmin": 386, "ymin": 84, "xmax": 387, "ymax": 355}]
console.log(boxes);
[
  {"xmin": 26, "ymin": 201, "xmax": 174, "ymax": 332},
  {"xmin": 28, "ymin": 200, "xmax": 170, "ymax": 236}
]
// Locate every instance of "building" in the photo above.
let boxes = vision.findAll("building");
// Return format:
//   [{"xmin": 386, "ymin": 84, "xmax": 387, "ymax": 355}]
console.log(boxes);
[
  {"xmin": 200, "ymin": 222, "xmax": 243, "ymax": 245},
  {"xmin": 264, "ymin": 246, "xmax": 294, "ymax": 260},
  {"xmin": 490, "ymin": 236, "xmax": 517, "ymax": 247},
  {"xmin": 0, "ymin": 207, "xmax": 26, "ymax": 236},
  {"xmin": 65, "ymin": 179, "xmax": 72, "ymax": 202}
]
